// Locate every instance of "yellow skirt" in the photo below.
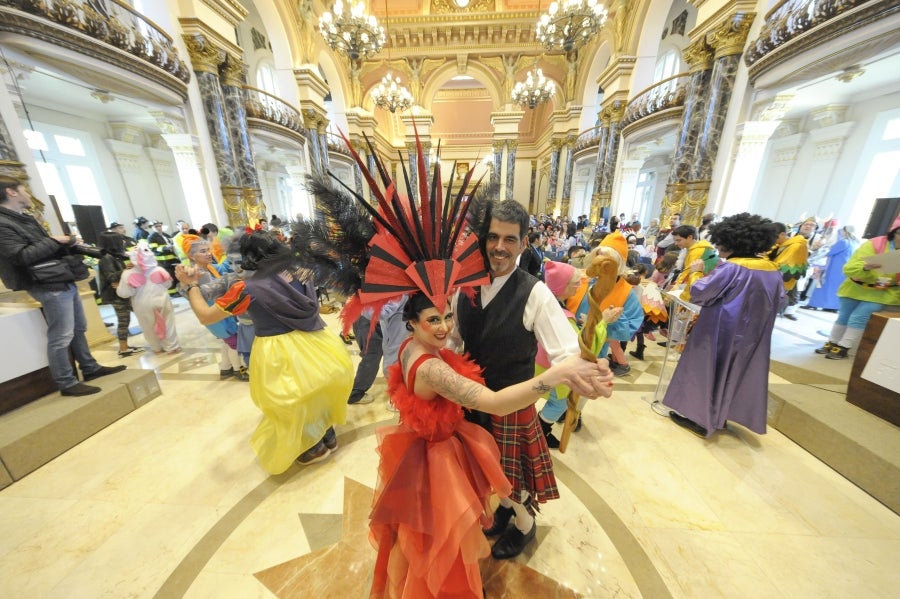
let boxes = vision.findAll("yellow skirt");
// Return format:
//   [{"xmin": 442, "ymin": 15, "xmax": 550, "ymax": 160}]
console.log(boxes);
[{"xmin": 248, "ymin": 328, "xmax": 351, "ymax": 474}]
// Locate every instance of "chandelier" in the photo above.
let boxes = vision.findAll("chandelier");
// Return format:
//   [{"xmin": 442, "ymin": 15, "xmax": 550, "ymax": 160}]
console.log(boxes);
[
  {"xmin": 370, "ymin": 0, "xmax": 413, "ymax": 113},
  {"xmin": 536, "ymin": 0, "xmax": 609, "ymax": 53},
  {"xmin": 512, "ymin": 60, "xmax": 556, "ymax": 109},
  {"xmin": 371, "ymin": 72, "xmax": 414, "ymax": 113},
  {"xmin": 318, "ymin": 1, "xmax": 385, "ymax": 62}
]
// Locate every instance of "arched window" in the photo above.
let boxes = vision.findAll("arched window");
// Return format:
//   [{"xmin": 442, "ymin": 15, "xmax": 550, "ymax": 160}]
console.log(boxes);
[
  {"xmin": 654, "ymin": 49, "xmax": 679, "ymax": 83},
  {"xmin": 256, "ymin": 63, "xmax": 277, "ymax": 95}
]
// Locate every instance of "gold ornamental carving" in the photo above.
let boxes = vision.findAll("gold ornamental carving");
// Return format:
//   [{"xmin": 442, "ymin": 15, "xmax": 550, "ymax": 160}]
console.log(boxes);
[
  {"xmin": 220, "ymin": 56, "xmax": 247, "ymax": 87},
  {"xmin": 221, "ymin": 185, "xmax": 245, "ymax": 227},
  {"xmin": 682, "ymin": 38, "xmax": 714, "ymax": 72},
  {"xmin": 182, "ymin": 34, "xmax": 224, "ymax": 74},
  {"xmin": 707, "ymin": 13, "xmax": 757, "ymax": 59},
  {"xmin": 506, "ymin": 140, "xmax": 518, "ymax": 152},
  {"xmin": 430, "ymin": 0, "xmax": 496, "ymax": 14},
  {"xmin": 492, "ymin": 140, "xmax": 505, "ymax": 153}
]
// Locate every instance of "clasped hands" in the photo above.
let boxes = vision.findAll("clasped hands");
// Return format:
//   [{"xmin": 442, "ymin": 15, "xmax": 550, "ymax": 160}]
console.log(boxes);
[
  {"xmin": 558, "ymin": 354, "xmax": 615, "ymax": 399},
  {"xmin": 175, "ymin": 264, "xmax": 200, "ymax": 285}
]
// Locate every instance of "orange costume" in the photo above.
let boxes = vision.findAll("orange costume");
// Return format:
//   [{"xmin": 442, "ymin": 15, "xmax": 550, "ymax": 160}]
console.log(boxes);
[{"xmin": 370, "ymin": 341, "xmax": 511, "ymax": 598}]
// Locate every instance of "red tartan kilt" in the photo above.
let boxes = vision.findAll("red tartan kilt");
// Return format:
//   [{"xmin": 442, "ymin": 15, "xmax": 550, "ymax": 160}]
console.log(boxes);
[{"xmin": 490, "ymin": 405, "xmax": 559, "ymax": 508}]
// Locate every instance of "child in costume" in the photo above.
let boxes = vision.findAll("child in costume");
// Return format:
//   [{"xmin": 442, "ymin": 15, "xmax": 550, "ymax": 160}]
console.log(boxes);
[
  {"xmin": 330, "ymin": 129, "xmax": 613, "ymax": 599},
  {"xmin": 116, "ymin": 239, "xmax": 180, "ymax": 354}
]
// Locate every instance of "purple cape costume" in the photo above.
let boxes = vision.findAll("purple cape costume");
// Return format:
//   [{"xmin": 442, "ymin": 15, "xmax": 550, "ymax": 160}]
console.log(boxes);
[{"xmin": 663, "ymin": 258, "xmax": 785, "ymax": 436}]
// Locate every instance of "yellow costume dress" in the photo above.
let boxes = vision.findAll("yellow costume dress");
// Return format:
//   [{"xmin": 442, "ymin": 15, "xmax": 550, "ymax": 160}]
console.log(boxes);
[{"xmin": 216, "ymin": 275, "xmax": 350, "ymax": 474}]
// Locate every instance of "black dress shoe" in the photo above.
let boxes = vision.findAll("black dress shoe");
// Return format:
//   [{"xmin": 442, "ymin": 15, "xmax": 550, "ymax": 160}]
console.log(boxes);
[
  {"xmin": 82, "ymin": 364, "xmax": 127, "ymax": 382},
  {"xmin": 61, "ymin": 382, "xmax": 101, "ymax": 396},
  {"xmin": 491, "ymin": 522, "xmax": 536, "ymax": 559},
  {"xmin": 783, "ymin": 313, "xmax": 798, "ymax": 321},
  {"xmin": 669, "ymin": 411, "xmax": 708, "ymax": 437},
  {"xmin": 483, "ymin": 505, "xmax": 515, "ymax": 537}
]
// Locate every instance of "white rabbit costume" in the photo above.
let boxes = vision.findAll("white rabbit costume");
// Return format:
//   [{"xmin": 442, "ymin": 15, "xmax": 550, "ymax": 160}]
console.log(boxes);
[{"xmin": 117, "ymin": 240, "xmax": 180, "ymax": 352}]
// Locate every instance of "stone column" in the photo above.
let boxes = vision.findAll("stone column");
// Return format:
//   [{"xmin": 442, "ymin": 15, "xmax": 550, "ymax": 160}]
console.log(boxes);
[
  {"xmin": 182, "ymin": 33, "xmax": 243, "ymax": 226},
  {"xmin": 406, "ymin": 141, "xmax": 418, "ymax": 196},
  {"xmin": 529, "ymin": 160, "xmax": 538, "ymax": 213},
  {"xmin": 152, "ymin": 111, "xmax": 214, "ymax": 227},
  {"xmin": 662, "ymin": 37, "xmax": 714, "ymax": 223},
  {"xmin": 220, "ymin": 56, "xmax": 264, "ymax": 226},
  {"xmin": 589, "ymin": 119, "xmax": 610, "ymax": 223},
  {"xmin": 492, "ymin": 140, "xmax": 504, "ymax": 189},
  {"xmin": 318, "ymin": 124, "xmax": 330, "ymax": 173},
  {"xmin": 505, "ymin": 140, "xmax": 517, "ymax": 201},
  {"xmin": 560, "ymin": 135, "xmax": 576, "ymax": 217},
  {"xmin": 596, "ymin": 101, "xmax": 626, "ymax": 211},
  {"xmin": 548, "ymin": 139, "xmax": 562, "ymax": 216},
  {"xmin": 683, "ymin": 12, "xmax": 756, "ymax": 225}
]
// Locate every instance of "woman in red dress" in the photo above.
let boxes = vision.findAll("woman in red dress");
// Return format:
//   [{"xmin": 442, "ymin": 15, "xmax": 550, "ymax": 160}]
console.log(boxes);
[{"xmin": 369, "ymin": 293, "xmax": 608, "ymax": 598}]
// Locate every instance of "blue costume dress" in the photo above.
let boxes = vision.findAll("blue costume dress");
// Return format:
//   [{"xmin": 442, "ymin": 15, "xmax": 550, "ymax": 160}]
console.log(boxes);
[
  {"xmin": 663, "ymin": 258, "xmax": 785, "ymax": 436},
  {"xmin": 807, "ymin": 237, "xmax": 852, "ymax": 310}
]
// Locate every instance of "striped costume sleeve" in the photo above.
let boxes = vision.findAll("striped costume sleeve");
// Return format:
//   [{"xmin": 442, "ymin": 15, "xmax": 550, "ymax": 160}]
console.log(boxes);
[{"xmin": 214, "ymin": 279, "xmax": 251, "ymax": 316}]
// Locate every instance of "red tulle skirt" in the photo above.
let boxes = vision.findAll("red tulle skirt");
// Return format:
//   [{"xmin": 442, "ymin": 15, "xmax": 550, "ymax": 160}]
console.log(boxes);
[{"xmin": 369, "ymin": 351, "xmax": 512, "ymax": 598}]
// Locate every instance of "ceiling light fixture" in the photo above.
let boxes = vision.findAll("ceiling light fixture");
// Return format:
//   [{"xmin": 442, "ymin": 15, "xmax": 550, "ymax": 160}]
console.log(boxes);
[
  {"xmin": 370, "ymin": 0, "xmax": 413, "ymax": 113},
  {"xmin": 536, "ymin": 0, "xmax": 608, "ymax": 54},
  {"xmin": 318, "ymin": 1, "xmax": 385, "ymax": 62},
  {"xmin": 512, "ymin": 58, "xmax": 556, "ymax": 109}
]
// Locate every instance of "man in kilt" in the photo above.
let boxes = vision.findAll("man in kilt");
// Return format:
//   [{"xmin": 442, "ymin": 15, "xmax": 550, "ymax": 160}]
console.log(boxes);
[{"xmin": 455, "ymin": 200, "xmax": 610, "ymax": 559}]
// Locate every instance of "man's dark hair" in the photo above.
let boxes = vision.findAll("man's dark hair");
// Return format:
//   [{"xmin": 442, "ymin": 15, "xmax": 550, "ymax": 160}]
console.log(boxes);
[
  {"xmin": 491, "ymin": 200, "xmax": 529, "ymax": 240},
  {"xmin": 672, "ymin": 225, "xmax": 697, "ymax": 239},
  {"xmin": 771, "ymin": 222, "xmax": 787, "ymax": 235},
  {"xmin": 567, "ymin": 245, "xmax": 586, "ymax": 258},
  {"xmin": 708, "ymin": 212, "xmax": 778, "ymax": 258},
  {"xmin": 527, "ymin": 231, "xmax": 541, "ymax": 244},
  {"xmin": 0, "ymin": 176, "xmax": 22, "ymax": 201}
]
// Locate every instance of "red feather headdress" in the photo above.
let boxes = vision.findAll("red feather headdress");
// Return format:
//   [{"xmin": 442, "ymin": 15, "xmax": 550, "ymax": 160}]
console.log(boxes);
[{"xmin": 331, "ymin": 121, "xmax": 490, "ymax": 327}]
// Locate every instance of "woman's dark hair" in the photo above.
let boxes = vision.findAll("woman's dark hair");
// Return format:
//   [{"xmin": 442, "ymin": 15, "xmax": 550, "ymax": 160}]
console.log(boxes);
[
  {"xmin": 98, "ymin": 231, "xmax": 127, "ymax": 255},
  {"xmin": 401, "ymin": 292, "xmax": 436, "ymax": 329},
  {"xmin": 708, "ymin": 212, "xmax": 778, "ymax": 258},
  {"xmin": 608, "ymin": 215, "xmax": 620, "ymax": 231},
  {"xmin": 239, "ymin": 230, "xmax": 291, "ymax": 271},
  {"xmin": 655, "ymin": 252, "xmax": 678, "ymax": 273}
]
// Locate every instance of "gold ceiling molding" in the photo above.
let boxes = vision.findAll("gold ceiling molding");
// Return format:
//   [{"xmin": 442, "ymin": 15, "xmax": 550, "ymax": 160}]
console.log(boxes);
[
  {"xmin": 434, "ymin": 87, "xmax": 493, "ymax": 100},
  {"xmin": 199, "ymin": 0, "xmax": 249, "ymax": 28},
  {"xmin": 431, "ymin": 0, "xmax": 497, "ymax": 13}
]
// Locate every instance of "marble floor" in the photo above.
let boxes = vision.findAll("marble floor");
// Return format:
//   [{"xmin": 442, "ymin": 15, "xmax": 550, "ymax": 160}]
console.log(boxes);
[{"xmin": 0, "ymin": 298, "xmax": 898, "ymax": 598}]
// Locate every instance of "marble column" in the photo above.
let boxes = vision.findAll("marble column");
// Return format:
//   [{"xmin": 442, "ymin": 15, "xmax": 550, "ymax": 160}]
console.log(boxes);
[
  {"xmin": 220, "ymin": 57, "xmax": 264, "ymax": 225},
  {"xmin": 596, "ymin": 101, "xmax": 626, "ymax": 211},
  {"xmin": 560, "ymin": 135, "xmax": 576, "ymax": 217},
  {"xmin": 683, "ymin": 12, "xmax": 755, "ymax": 225},
  {"xmin": 505, "ymin": 141, "xmax": 517, "ymax": 201},
  {"xmin": 529, "ymin": 160, "xmax": 537, "ymax": 214},
  {"xmin": 406, "ymin": 142, "xmax": 418, "ymax": 197},
  {"xmin": 318, "ymin": 126, "xmax": 329, "ymax": 170},
  {"xmin": 492, "ymin": 140, "xmax": 504, "ymax": 189},
  {"xmin": 589, "ymin": 120, "xmax": 610, "ymax": 223},
  {"xmin": 548, "ymin": 139, "xmax": 562, "ymax": 216},
  {"xmin": 183, "ymin": 34, "xmax": 243, "ymax": 226},
  {"xmin": 352, "ymin": 144, "xmax": 364, "ymax": 197},
  {"xmin": 303, "ymin": 111, "xmax": 325, "ymax": 175},
  {"xmin": 662, "ymin": 37, "xmax": 714, "ymax": 223}
]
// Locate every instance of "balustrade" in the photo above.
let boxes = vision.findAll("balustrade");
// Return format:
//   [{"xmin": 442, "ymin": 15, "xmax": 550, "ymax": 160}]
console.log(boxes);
[
  {"xmin": 2, "ymin": 0, "xmax": 190, "ymax": 83},
  {"xmin": 622, "ymin": 73, "xmax": 690, "ymax": 127},
  {"xmin": 244, "ymin": 86, "xmax": 305, "ymax": 135}
]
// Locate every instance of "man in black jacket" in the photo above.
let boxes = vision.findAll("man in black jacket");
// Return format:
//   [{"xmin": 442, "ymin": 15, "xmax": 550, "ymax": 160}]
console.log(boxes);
[
  {"xmin": 0, "ymin": 176, "xmax": 125, "ymax": 396},
  {"xmin": 518, "ymin": 231, "xmax": 544, "ymax": 280}
]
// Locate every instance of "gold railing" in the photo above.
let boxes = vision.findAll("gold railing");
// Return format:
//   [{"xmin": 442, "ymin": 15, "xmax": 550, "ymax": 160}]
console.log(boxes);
[
  {"xmin": 2, "ymin": 0, "xmax": 190, "ymax": 83},
  {"xmin": 745, "ymin": 0, "xmax": 873, "ymax": 66},
  {"xmin": 622, "ymin": 72, "xmax": 689, "ymax": 127},
  {"xmin": 574, "ymin": 126, "xmax": 602, "ymax": 153},
  {"xmin": 325, "ymin": 132, "xmax": 351, "ymax": 157},
  {"xmin": 243, "ymin": 86, "xmax": 305, "ymax": 135}
]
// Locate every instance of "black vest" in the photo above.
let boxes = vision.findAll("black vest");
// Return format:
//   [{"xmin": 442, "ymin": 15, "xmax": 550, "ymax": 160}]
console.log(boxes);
[{"xmin": 457, "ymin": 268, "xmax": 539, "ymax": 391}]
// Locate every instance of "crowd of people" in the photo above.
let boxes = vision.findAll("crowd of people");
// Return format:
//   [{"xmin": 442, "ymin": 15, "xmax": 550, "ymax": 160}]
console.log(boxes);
[{"xmin": 4, "ymin": 165, "xmax": 899, "ymax": 598}]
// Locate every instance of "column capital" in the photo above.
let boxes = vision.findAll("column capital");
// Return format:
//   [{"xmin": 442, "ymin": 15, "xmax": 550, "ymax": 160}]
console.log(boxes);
[
  {"xmin": 492, "ymin": 140, "xmax": 506, "ymax": 153},
  {"xmin": 181, "ymin": 33, "xmax": 224, "ymax": 74},
  {"xmin": 706, "ymin": 12, "xmax": 756, "ymax": 59},
  {"xmin": 220, "ymin": 55, "xmax": 247, "ymax": 87},
  {"xmin": 682, "ymin": 38, "xmax": 714, "ymax": 72},
  {"xmin": 507, "ymin": 140, "xmax": 518, "ymax": 152}
]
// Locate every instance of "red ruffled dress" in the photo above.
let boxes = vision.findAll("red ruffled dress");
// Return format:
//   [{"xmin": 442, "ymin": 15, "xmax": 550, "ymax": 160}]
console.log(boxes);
[{"xmin": 369, "ymin": 344, "xmax": 512, "ymax": 599}]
